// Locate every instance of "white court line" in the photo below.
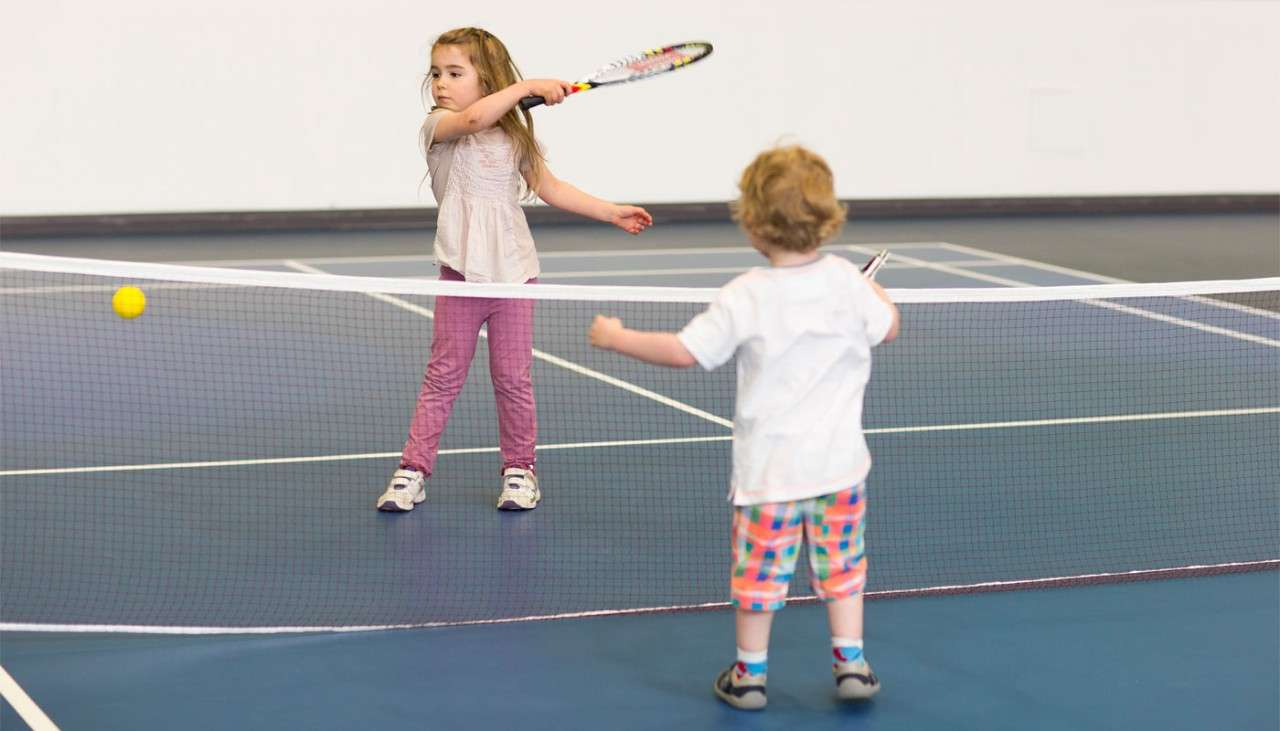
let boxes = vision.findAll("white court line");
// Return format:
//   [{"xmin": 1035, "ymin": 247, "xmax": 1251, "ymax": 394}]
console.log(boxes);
[
  {"xmin": 536, "ymin": 259, "xmax": 1011, "ymax": 281},
  {"xmin": 0, "ymin": 664, "xmax": 60, "ymax": 730},
  {"xmin": 869, "ymin": 248, "xmax": 1280, "ymax": 348},
  {"xmin": 6, "ymin": 408, "xmax": 1275, "ymax": 478},
  {"xmin": 1089, "ymin": 300, "xmax": 1280, "ymax": 348},
  {"xmin": 283, "ymin": 260, "xmax": 733, "ymax": 429},
  {"xmin": 175, "ymin": 242, "xmax": 949, "ymax": 268},
  {"xmin": 540, "ymin": 266, "xmax": 748, "ymax": 280},
  {"xmin": 0, "ymin": 436, "xmax": 731, "ymax": 477},
  {"xmin": 931, "ymin": 242, "xmax": 1128, "ymax": 284},
  {"xmin": 4, "ymin": 559, "xmax": 1274, "ymax": 635},
  {"xmin": 866, "ymin": 406, "xmax": 1280, "ymax": 434},
  {"xmin": 935, "ymin": 241, "xmax": 1280, "ymax": 323}
]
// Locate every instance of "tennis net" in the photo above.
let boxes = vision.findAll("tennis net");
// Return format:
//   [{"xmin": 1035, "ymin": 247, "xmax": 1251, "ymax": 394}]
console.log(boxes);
[{"xmin": 1, "ymin": 252, "xmax": 1277, "ymax": 632}]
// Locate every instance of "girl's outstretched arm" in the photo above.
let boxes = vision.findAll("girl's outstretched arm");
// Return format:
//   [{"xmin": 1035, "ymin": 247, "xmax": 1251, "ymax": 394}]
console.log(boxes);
[
  {"xmin": 433, "ymin": 79, "xmax": 574, "ymax": 143},
  {"xmin": 533, "ymin": 167, "xmax": 653, "ymax": 235},
  {"xmin": 588, "ymin": 316, "xmax": 696, "ymax": 368}
]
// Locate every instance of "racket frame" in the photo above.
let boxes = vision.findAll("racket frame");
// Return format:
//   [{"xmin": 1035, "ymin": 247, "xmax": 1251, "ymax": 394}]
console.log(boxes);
[{"xmin": 519, "ymin": 42, "xmax": 712, "ymax": 110}]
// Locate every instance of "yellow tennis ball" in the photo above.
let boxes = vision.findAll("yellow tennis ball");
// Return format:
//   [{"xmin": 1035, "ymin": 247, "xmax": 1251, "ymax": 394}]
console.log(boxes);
[{"xmin": 112, "ymin": 286, "xmax": 146, "ymax": 319}]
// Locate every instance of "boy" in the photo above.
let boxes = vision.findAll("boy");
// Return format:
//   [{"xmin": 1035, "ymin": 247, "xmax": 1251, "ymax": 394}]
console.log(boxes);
[{"xmin": 588, "ymin": 145, "xmax": 899, "ymax": 710}]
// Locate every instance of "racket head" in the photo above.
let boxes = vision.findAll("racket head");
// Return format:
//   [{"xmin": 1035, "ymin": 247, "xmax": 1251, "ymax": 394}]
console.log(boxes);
[
  {"xmin": 584, "ymin": 42, "xmax": 713, "ymax": 85},
  {"xmin": 519, "ymin": 41, "xmax": 712, "ymax": 110},
  {"xmin": 861, "ymin": 250, "xmax": 890, "ymax": 280}
]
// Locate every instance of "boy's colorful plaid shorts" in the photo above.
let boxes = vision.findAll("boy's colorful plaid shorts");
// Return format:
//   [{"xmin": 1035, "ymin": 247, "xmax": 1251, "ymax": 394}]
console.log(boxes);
[{"xmin": 730, "ymin": 483, "xmax": 867, "ymax": 612}]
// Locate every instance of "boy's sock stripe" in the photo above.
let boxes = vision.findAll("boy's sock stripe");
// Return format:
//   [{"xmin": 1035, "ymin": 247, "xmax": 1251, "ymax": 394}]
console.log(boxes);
[
  {"xmin": 832, "ymin": 637, "xmax": 864, "ymax": 664},
  {"xmin": 737, "ymin": 648, "xmax": 768, "ymax": 676}
]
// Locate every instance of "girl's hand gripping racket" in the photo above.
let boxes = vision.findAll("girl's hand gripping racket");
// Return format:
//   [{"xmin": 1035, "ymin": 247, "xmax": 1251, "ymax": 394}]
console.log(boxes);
[
  {"xmin": 861, "ymin": 250, "xmax": 890, "ymax": 280},
  {"xmin": 520, "ymin": 42, "xmax": 713, "ymax": 110}
]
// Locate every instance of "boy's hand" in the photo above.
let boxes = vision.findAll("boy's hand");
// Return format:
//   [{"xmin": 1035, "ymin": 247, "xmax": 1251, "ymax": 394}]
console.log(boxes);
[
  {"xmin": 611, "ymin": 205, "xmax": 653, "ymax": 235},
  {"xmin": 523, "ymin": 79, "xmax": 575, "ymax": 106},
  {"xmin": 589, "ymin": 315, "xmax": 624, "ymax": 350}
]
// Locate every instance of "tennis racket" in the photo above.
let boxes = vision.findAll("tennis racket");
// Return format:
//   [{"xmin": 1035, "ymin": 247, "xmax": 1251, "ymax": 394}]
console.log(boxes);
[
  {"xmin": 519, "ymin": 42, "xmax": 713, "ymax": 110},
  {"xmin": 861, "ymin": 250, "xmax": 890, "ymax": 280}
]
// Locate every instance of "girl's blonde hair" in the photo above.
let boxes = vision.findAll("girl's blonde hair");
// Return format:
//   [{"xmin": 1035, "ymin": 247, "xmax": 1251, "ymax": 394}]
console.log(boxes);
[
  {"xmin": 731, "ymin": 145, "xmax": 847, "ymax": 252},
  {"xmin": 422, "ymin": 27, "xmax": 545, "ymax": 197}
]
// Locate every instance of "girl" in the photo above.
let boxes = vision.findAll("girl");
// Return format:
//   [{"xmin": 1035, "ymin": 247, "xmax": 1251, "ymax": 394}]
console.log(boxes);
[{"xmin": 377, "ymin": 27, "xmax": 652, "ymax": 513}]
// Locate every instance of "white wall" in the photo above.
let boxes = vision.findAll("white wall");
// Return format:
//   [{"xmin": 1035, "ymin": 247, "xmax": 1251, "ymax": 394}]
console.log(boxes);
[{"xmin": 2, "ymin": 1, "xmax": 1277, "ymax": 215}]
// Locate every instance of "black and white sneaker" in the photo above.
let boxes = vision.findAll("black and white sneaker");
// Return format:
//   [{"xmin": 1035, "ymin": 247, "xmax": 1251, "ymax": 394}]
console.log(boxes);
[
  {"xmin": 833, "ymin": 657, "xmax": 880, "ymax": 700},
  {"xmin": 713, "ymin": 663, "xmax": 767, "ymax": 711}
]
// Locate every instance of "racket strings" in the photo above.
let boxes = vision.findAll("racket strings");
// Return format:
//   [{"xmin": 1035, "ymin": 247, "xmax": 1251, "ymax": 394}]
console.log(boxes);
[{"xmin": 592, "ymin": 44, "xmax": 711, "ymax": 83}]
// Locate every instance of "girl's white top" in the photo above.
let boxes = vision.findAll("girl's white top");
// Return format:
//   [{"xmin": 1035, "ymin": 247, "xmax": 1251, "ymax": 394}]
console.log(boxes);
[
  {"xmin": 422, "ymin": 110, "xmax": 540, "ymax": 283},
  {"xmin": 677, "ymin": 255, "xmax": 896, "ymax": 506}
]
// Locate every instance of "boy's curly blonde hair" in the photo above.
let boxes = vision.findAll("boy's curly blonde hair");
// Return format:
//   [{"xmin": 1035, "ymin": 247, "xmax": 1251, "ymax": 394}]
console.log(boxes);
[{"xmin": 730, "ymin": 145, "xmax": 846, "ymax": 252}]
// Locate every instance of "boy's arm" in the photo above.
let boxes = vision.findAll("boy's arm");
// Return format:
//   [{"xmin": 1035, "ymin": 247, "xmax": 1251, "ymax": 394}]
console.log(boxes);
[
  {"xmin": 531, "ymin": 168, "xmax": 652, "ymax": 235},
  {"xmin": 433, "ymin": 79, "xmax": 573, "ymax": 143},
  {"xmin": 589, "ymin": 316, "xmax": 697, "ymax": 368},
  {"xmin": 866, "ymin": 278, "xmax": 901, "ymax": 343}
]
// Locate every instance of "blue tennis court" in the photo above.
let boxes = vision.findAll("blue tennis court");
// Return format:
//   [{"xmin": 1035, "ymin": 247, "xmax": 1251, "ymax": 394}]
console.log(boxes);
[{"xmin": 2, "ymin": 238, "xmax": 1278, "ymax": 729}]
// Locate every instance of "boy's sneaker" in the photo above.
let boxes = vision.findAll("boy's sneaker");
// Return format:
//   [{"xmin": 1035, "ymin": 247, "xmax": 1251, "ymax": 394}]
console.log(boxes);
[
  {"xmin": 713, "ymin": 663, "xmax": 767, "ymax": 711},
  {"xmin": 496, "ymin": 467, "xmax": 540, "ymax": 510},
  {"xmin": 376, "ymin": 468, "xmax": 426, "ymax": 512},
  {"xmin": 833, "ymin": 657, "xmax": 880, "ymax": 700}
]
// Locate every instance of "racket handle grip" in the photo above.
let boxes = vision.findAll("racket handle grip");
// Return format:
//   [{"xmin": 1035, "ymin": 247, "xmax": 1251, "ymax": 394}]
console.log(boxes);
[
  {"xmin": 519, "ymin": 96, "xmax": 546, "ymax": 110},
  {"xmin": 862, "ymin": 251, "xmax": 889, "ymax": 280}
]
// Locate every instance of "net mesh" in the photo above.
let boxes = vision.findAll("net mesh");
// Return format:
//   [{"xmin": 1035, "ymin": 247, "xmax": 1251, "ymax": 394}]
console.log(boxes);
[{"xmin": 2, "ymin": 253, "xmax": 1277, "ymax": 631}]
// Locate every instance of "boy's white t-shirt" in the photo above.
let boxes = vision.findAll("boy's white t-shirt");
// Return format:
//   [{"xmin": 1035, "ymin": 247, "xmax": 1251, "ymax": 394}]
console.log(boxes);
[{"xmin": 677, "ymin": 254, "xmax": 894, "ymax": 506}]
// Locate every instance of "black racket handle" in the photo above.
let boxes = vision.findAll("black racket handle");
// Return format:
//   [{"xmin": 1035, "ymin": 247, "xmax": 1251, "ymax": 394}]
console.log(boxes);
[{"xmin": 519, "ymin": 96, "xmax": 546, "ymax": 110}]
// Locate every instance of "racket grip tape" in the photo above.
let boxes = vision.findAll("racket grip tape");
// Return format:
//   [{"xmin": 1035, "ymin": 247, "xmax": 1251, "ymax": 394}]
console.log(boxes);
[
  {"xmin": 518, "ymin": 84, "xmax": 590, "ymax": 110},
  {"xmin": 862, "ymin": 251, "xmax": 889, "ymax": 280}
]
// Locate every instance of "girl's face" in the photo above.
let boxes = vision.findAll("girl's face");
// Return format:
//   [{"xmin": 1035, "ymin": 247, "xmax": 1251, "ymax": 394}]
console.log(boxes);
[{"xmin": 429, "ymin": 44, "xmax": 483, "ymax": 111}]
